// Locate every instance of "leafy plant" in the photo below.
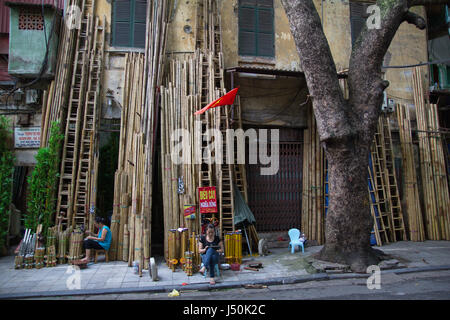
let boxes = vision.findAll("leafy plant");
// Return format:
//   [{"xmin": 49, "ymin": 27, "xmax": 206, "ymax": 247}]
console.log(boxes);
[
  {"xmin": 26, "ymin": 121, "xmax": 63, "ymax": 239},
  {"xmin": 0, "ymin": 116, "xmax": 14, "ymax": 251}
]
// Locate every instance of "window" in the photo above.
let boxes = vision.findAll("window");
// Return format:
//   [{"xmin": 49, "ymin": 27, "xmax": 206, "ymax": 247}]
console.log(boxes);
[
  {"xmin": 238, "ymin": 0, "xmax": 274, "ymax": 57},
  {"xmin": 349, "ymin": 1, "xmax": 370, "ymax": 46},
  {"xmin": 112, "ymin": 0, "xmax": 147, "ymax": 48}
]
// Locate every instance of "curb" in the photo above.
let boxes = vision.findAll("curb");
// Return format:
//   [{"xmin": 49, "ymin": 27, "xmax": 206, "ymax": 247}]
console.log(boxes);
[{"xmin": 1, "ymin": 264, "xmax": 450, "ymax": 299}]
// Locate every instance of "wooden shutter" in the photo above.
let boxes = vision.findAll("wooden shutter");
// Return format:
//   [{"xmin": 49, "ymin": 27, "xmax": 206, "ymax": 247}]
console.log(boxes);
[
  {"xmin": 350, "ymin": 1, "xmax": 367, "ymax": 46},
  {"xmin": 133, "ymin": 0, "xmax": 147, "ymax": 48},
  {"xmin": 239, "ymin": 0, "xmax": 274, "ymax": 57},
  {"xmin": 239, "ymin": 6, "xmax": 257, "ymax": 55},
  {"xmin": 240, "ymin": 0, "xmax": 257, "ymax": 6},
  {"xmin": 257, "ymin": 0, "xmax": 273, "ymax": 8},
  {"xmin": 113, "ymin": 0, "xmax": 132, "ymax": 47},
  {"xmin": 257, "ymin": 8, "xmax": 274, "ymax": 56}
]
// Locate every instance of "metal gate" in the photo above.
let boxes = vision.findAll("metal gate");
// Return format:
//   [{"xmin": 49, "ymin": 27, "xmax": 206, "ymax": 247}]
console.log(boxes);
[{"xmin": 246, "ymin": 131, "xmax": 303, "ymax": 232}]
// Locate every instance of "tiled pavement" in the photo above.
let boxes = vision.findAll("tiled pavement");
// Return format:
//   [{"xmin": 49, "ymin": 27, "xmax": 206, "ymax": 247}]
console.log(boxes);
[
  {"xmin": 0, "ymin": 247, "xmax": 314, "ymax": 296},
  {"xmin": 1, "ymin": 241, "xmax": 450, "ymax": 298}
]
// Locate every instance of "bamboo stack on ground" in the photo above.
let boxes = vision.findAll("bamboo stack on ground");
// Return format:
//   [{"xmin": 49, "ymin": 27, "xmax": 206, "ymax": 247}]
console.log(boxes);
[
  {"xmin": 426, "ymin": 103, "xmax": 450, "ymax": 239},
  {"xmin": 301, "ymin": 103, "xmax": 325, "ymax": 244},
  {"xmin": 395, "ymin": 103, "xmax": 425, "ymax": 241},
  {"xmin": 413, "ymin": 67, "xmax": 450, "ymax": 240},
  {"xmin": 68, "ymin": 229, "xmax": 84, "ymax": 263}
]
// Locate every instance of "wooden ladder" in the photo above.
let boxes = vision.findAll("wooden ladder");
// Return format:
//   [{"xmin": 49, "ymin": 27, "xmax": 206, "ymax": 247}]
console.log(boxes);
[
  {"xmin": 232, "ymin": 96, "xmax": 248, "ymax": 203},
  {"xmin": 381, "ymin": 114, "xmax": 407, "ymax": 241},
  {"xmin": 217, "ymin": 102, "xmax": 235, "ymax": 235},
  {"xmin": 370, "ymin": 129, "xmax": 393, "ymax": 242},
  {"xmin": 72, "ymin": 16, "xmax": 104, "ymax": 229},
  {"xmin": 368, "ymin": 152, "xmax": 390, "ymax": 246},
  {"xmin": 56, "ymin": 0, "xmax": 92, "ymax": 229}
]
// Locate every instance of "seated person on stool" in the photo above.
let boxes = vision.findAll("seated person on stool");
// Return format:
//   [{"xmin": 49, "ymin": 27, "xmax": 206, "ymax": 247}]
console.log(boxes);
[
  {"xmin": 198, "ymin": 224, "xmax": 224, "ymax": 285},
  {"xmin": 80, "ymin": 216, "xmax": 111, "ymax": 263}
]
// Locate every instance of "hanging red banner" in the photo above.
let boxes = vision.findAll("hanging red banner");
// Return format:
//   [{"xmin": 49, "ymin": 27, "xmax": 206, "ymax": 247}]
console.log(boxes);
[{"xmin": 198, "ymin": 187, "xmax": 217, "ymax": 214}]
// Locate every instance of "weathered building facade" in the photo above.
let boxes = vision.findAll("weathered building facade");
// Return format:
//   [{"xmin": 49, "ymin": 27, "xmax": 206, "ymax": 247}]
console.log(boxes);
[{"xmin": 1, "ymin": 0, "xmax": 449, "ymax": 260}]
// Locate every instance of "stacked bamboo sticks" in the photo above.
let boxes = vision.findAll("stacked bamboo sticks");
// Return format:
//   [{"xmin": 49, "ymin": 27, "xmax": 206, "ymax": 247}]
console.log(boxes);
[
  {"xmin": 68, "ymin": 228, "xmax": 84, "ymax": 263},
  {"xmin": 224, "ymin": 231, "xmax": 242, "ymax": 264},
  {"xmin": 108, "ymin": 1, "xmax": 172, "ymax": 278},
  {"xmin": 413, "ymin": 67, "xmax": 450, "ymax": 240},
  {"xmin": 395, "ymin": 103, "xmax": 425, "ymax": 241},
  {"xmin": 301, "ymin": 103, "xmax": 325, "ymax": 244},
  {"xmin": 40, "ymin": 0, "xmax": 81, "ymax": 147},
  {"xmin": 426, "ymin": 103, "xmax": 450, "ymax": 239}
]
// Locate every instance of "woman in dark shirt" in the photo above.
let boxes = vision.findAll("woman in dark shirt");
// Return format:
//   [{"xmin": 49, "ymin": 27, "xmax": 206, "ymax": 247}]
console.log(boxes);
[{"xmin": 198, "ymin": 224, "xmax": 224, "ymax": 285}]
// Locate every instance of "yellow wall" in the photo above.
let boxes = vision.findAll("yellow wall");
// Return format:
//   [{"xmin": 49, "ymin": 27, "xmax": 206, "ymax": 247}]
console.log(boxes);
[
  {"xmin": 94, "ymin": 0, "xmax": 428, "ymax": 114},
  {"xmin": 218, "ymin": 0, "xmax": 428, "ymax": 103}
]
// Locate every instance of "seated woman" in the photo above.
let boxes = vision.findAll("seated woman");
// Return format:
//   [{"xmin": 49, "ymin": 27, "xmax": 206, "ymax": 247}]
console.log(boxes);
[
  {"xmin": 198, "ymin": 224, "xmax": 224, "ymax": 285},
  {"xmin": 80, "ymin": 216, "xmax": 112, "ymax": 263}
]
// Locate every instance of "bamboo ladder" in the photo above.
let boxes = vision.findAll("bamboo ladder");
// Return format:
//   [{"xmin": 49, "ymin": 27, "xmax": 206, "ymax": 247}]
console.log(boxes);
[
  {"xmin": 381, "ymin": 114, "xmax": 407, "ymax": 241},
  {"xmin": 73, "ymin": 15, "xmax": 105, "ymax": 229},
  {"xmin": 369, "ymin": 124, "xmax": 392, "ymax": 243},
  {"xmin": 56, "ymin": 0, "xmax": 93, "ymax": 229}
]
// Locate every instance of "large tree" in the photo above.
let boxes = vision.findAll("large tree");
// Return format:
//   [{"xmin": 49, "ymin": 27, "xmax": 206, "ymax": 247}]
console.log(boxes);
[{"xmin": 281, "ymin": 0, "xmax": 448, "ymax": 272}]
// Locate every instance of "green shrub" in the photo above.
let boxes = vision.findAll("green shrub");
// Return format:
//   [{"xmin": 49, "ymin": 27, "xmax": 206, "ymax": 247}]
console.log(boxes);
[
  {"xmin": 26, "ymin": 121, "xmax": 63, "ymax": 239},
  {"xmin": 0, "ymin": 116, "xmax": 14, "ymax": 251}
]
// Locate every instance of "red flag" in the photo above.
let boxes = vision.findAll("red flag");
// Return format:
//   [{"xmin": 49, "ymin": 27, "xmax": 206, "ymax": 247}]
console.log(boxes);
[{"xmin": 194, "ymin": 87, "xmax": 239, "ymax": 115}]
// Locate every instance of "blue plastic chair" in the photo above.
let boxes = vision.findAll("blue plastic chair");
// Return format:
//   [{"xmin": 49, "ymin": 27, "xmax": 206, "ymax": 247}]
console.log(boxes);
[
  {"xmin": 201, "ymin": 262, "xmax": 220, "ymax": 278},
  {"xmin": 288, "ymin": 228, "xmax": 304, "ymax": 254}
]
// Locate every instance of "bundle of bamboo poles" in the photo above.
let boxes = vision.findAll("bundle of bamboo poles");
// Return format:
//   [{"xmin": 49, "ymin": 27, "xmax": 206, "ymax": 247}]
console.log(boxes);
[
  {"xmin": 168, "ymin": 229, "xmax": 177, "ymax": 271},
  {"xmin": 34, "ymin": 247, "xmax": 45, "ymax": 269},
  {"xmin": 40, "ymin": 0, "xmax": 80, "ymax": 147},
  {"xmin": 68, "ymin": 229, "xmax": 83, "ymax": 263},
  {"xmin": 426, "ymin": 103, "xmax": 450, "ymax": 239},
  {"xmin": 301, "ymin": 104, "xmax": 325, "ymax": 244},
  {"xmin": 413, "ymin": 67, "xmax": 450, "ymax": 240},
  {"xmin": 189, "ymin": 232, "xmax": 200, "ymax": 272},
  {"xmin": 396, "ymin": 103, "xmax": 425, "ymax": 241},
  {"xmin": 46, "ymin": 226, "xmax": 57, "ymax": 266},
  {"xmin": 108, "ymin": 1, "xmax": 172, "ymax": 278},
  {"xmin": 57, "ymin": 227, "xmax": 72, "ymax": 264}
]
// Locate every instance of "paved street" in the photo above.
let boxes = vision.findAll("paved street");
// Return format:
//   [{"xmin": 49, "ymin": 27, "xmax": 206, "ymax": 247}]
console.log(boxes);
[
  {"xmin": 25, "ymin": 269, "xmax": 450, "ymax": 300},
  {"xmin": 1, "ymin": 241, "xmax": 450, "ymax": 300}
]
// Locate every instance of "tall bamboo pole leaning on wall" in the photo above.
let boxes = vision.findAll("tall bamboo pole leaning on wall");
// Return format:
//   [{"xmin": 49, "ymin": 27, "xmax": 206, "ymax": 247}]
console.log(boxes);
[
  {"xmin": 427, "ymin": 102, "xmax": 450, "ymax": 239},
  {"xmin": 395, "ymin": 103, "xmax": 425, "ymax": 241},
  {"xmin": 413, "ymin": 67, "xmax": 446, "ymax": 240}
]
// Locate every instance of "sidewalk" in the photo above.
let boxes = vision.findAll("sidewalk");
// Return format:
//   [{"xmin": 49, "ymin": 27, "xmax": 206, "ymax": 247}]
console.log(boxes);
[{"xmin": 1, "ymin": 241, "xmax": 450, "ymax": 299}]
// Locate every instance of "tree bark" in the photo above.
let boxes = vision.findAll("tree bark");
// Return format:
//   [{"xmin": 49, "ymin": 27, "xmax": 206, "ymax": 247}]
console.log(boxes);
[{"xmin": 281, "ymin": 0, "xmax": 433, "ymax": 272}]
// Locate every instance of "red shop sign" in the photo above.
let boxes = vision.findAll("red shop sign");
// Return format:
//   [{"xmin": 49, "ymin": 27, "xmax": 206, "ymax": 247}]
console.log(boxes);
[{"xmin": 198, "ymin": 186, "xmax": 217, "ymax": 214}]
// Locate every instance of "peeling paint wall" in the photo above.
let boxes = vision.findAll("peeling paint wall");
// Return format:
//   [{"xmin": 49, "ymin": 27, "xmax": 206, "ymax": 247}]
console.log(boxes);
[
  {"xmin": 219, "ymin": 0, "xmax": 428, "ymax": 103},
  {"xmin": 93, "ymin": 0, "xmax": 428, "ymax": 123}
]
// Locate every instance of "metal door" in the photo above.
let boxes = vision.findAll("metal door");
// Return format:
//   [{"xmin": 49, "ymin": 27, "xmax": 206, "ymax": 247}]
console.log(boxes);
[{"xmin": 246, "ymin": 133, "xmax": 303, "ymax": 232}]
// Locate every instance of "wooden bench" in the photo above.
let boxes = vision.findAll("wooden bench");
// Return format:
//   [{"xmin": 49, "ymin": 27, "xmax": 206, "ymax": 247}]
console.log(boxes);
[{"xmin": 94, "ymin": 249, "xmax": 109, "ymax": 263}]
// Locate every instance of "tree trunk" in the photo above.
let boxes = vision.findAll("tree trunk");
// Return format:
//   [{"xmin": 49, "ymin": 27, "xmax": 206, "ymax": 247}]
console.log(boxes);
[
  {"xmin": 317, "ymin": 135, "xmax": 385, "ymax": 272},
  {"xmin": 280, "ymin": 0, "xmax": 438, "ymax": 272}
]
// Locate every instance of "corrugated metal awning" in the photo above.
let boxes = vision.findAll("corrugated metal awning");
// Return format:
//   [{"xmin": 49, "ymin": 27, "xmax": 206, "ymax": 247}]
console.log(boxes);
[{"xmin": 1, "ymin": 0, "xmax": 65, "ymax": 34}]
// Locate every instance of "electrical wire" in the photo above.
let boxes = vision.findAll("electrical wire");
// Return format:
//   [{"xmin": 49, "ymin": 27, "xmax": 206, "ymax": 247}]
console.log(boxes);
[{"xmin": 382, "ymin": 59, "xmax": 450, "ymax": 69}]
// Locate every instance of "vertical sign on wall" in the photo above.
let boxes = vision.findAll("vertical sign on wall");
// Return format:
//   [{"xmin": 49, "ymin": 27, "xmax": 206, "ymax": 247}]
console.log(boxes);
[{"xmin": 198, "ymin": 187, "xmax": 217, "ymax": 214}]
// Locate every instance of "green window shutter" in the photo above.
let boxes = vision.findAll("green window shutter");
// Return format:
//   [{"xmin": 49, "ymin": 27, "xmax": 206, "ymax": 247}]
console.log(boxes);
[
  {"xmin": 350, "ymin": 2, "xmax": 367, "ymax": 46},
  {"xmin": 133, "ymin": 0, "xmax": 147, "ymax": 48},
  {"xmin": 113, "ymin": 0, "xmax": 147, "ymax": 48},
  {"xmin": 238, "ymin": 0, "xmax": 274, "ymax": 57},
  {"xmin": 256, "ymin": 6, "xmax": 274, "ymax": 57},
  {"xmin": 113, "ymin": 0, "xmax": 132, "ymax": 47},
  {"xmin": 257, "ymin": 0, "xmax": 273, "ymax": 8},
  {"xmin": 240, "ymin": 0, "xmax": 257, "ymax": 5},
  {"xmin": 239, "ymin": 5, "xmax": 257, "ymax": 55}
]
